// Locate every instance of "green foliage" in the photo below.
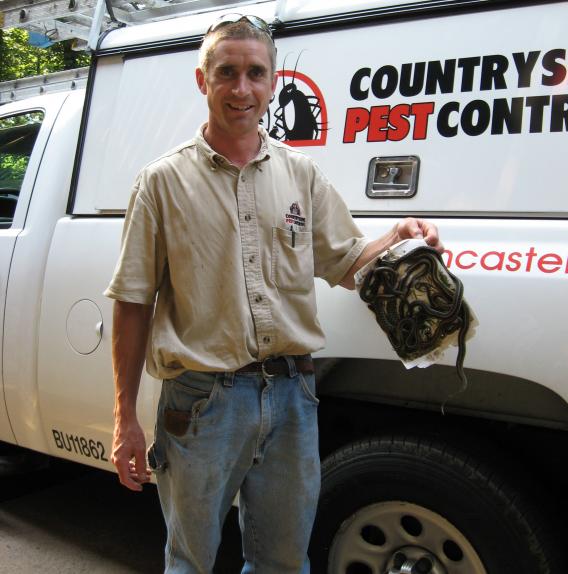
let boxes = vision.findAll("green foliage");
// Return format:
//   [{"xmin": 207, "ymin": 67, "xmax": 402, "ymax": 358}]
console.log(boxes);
[
  {"xmin": 0, "ymin": 28, "xmax": 91, "ymax": 82},
  {"xmin": 0, "ymin": 111, "xmax": 44, "ymax": 189},
  {"xmin": 0, "ymin": 154, "xmax": 28, "ymax": 186},
  {"xmin": 0, "ymin": 111, "xmax": 43, "ymax": 127}
]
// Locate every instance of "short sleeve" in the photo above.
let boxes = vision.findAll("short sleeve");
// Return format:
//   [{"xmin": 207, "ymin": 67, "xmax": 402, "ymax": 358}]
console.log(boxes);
[
  {"xmin": 311, "ymin": 165, "xmax": 370, "ymax": 286},
  {"xmin": 104, "ymin": 171, "xmax": 167, "ymax": 304}
]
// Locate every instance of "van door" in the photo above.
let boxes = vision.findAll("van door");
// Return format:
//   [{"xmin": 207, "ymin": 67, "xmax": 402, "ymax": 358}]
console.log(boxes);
[
  {"xmin": 0, "ymin": 109, "xmax": 44, "ymax": 443},
  {"xmin": 1, "ymin": 92, "xmax": 71, "ymax": 451}
]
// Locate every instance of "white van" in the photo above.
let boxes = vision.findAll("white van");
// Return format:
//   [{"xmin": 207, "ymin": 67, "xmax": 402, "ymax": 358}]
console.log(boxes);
[{"xmin": 1, "ymin": 1, "xmax": 567, "ymax": 572}]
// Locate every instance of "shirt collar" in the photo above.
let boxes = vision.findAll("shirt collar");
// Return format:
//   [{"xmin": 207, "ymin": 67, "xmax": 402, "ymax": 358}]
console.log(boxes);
[{"xmin": 195, "ymin": 123, "xmax": 271, "ymax": 170}]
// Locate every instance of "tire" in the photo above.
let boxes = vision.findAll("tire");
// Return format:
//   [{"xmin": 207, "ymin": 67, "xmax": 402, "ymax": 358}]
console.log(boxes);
[
  {"xmin": 0, "ymin": 442, "xmax": 49, "ymax": 476},
  {"xmin": 310, "ymin": 435, "xmax": 557, "ymax": 574}
]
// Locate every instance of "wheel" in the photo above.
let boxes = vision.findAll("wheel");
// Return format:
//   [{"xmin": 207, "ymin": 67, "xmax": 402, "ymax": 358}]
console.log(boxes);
[{"xmin": 310, "ymin": 435, "xmax": 557, "ymax": 574}]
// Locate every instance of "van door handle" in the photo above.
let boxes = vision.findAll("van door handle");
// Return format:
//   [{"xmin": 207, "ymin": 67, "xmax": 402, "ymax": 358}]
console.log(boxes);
[{"xmin": 366, "ymin": 156, "xmax": 420, "ymax": 198}]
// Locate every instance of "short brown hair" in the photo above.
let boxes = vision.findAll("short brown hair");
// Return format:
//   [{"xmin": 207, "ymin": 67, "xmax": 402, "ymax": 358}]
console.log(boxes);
[{"xmin": 199, "ymin": 20, "xmax": 277, "ymax": 76}]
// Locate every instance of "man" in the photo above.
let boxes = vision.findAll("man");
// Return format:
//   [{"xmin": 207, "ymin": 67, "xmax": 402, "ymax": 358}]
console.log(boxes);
[{"xmin": 105, "ymin": 13, "xmax": 442, "ymax": 574}]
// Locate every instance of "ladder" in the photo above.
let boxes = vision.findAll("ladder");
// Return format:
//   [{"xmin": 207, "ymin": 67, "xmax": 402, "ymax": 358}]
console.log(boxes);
[{"xmin": 0, "ymin": 0, "xmax": 275, "ymax": 48}]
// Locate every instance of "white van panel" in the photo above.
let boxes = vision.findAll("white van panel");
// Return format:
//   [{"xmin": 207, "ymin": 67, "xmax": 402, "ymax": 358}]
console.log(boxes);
[
  {"xmin": 73, "ymin": 56, "xmax": 124, "ymax": 214},
  {"xmin": 0, "ymin": 96, "xmax": 56, "ymax": 444},
  {"xmin": 37, "ymin": 217, "xmax": 160, "ymax": 464},
  {"xmin": 304, "ymin": 3, "xmax": 568, "ymax": 214},
  {"xmin": 2, "ymin": 92, "xmax": 83, "ymax": 450},
  {"xmin": 315, "ymin": 216, "xmax": 568, "ymax": 405},
  {"xmin": 97, "ymin": 0, "xmax": 453, "ymax": 52},
  {"xmin": 75, "ymin": 2, "xmax": 568, "ymax": 216},
  {"xmin": 99, "ymin": 0, "xmax": 277, "ymax": 51},
  {"xmin": 93, "ymin": 51, "xmax": 207, "ymax": 211},
  {"xmin": 279, "ymin": 0, "xmax": 428, "ymax": 19}
]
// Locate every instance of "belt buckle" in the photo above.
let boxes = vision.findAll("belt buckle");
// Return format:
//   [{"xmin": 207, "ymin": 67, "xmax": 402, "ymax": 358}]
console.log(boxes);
[{"xmin": 261, "ymin": 356, "xmax": 277, "ymax": 379}]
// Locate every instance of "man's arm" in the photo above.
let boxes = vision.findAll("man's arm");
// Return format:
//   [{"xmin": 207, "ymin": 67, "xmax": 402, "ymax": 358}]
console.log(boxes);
[
  {"xmin": 339, "ymin": 217, "xmax": 443, "ymax": 290},
  {"xmin": 110, "ymin": 300, "xmax": 154, "ymax": 491}
]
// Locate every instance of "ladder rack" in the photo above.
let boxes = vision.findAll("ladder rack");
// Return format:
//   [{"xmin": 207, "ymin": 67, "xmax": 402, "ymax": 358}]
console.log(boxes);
[
  {"xmin": 0, "ymin": 0, "xmax": 281, "ymax": 105},
  {"xmin": 0, "ymin": 65, "xmax": 88, "ymax": 104},
  {"xmin": 0, "ymin": 0, "xmax": 269, "ymax": 47}
]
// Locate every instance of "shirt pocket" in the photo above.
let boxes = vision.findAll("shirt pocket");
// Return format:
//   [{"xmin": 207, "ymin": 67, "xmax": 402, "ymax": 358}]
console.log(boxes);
[{"xmin": 271, "ymin": 226, "xmax": 314, "ymax": 292}]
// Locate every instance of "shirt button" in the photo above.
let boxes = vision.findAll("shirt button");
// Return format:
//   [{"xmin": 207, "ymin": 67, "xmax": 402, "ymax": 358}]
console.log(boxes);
[
  {"xmin": 255, "ymin": 295, "xmax": 263, "ymax": 303},
  {"xmin": 241, "ymin": 175, "xmax": 246, "ymax": 182},
  {"xmin": 244, "ymin": 214, "xmax": 251, "ymax": 222},
  {"xmin": 263, "ymin": 336, "xmax": 271, "ymax": 344},
  {"xmin": 249, "ymin": 255, "xmax": 255, "ymax": 263}
]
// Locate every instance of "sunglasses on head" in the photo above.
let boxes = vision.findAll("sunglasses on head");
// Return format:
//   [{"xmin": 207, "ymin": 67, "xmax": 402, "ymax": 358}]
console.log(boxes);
[{"xmin": 206, "ymin": 13, "xmax": 273, "ymax": 39}]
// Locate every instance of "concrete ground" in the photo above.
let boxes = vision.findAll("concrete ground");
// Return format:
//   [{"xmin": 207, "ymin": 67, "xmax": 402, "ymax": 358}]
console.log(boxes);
[{"xmin": 0, "ymin": 458, "xmax": 243, "ymax": 573}]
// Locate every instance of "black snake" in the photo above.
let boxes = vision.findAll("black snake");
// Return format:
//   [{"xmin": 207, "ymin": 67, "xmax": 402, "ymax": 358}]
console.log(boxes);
[{"xmin": 359, "ymin": 244, "xmax": 471, "ymax": 393}]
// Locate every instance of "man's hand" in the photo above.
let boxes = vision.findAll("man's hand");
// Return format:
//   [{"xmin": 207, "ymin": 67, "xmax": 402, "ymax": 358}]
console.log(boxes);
[
  {"xmin": 340, "ymin": 217, "xmax": 443, "ymax": 289},
  {"xmin": 110, "ymin": 300, "xmax": 154, "ymax": 491},
  {"xmin": 111, "ymin": 416, "xmax": 151, "ymax": 491},
  {"xmin": 395, "ymin": 217, "xmax": 443, "ymax": 252}
]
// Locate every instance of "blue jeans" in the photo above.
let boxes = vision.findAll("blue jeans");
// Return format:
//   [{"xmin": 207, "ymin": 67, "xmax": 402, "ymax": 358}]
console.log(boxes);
[{"xmin": 148, "ymin": 360, "xmax": 321, "ymax": 574}]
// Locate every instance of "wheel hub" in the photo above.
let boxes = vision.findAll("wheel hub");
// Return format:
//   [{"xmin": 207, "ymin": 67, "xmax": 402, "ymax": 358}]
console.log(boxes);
[
  {"xmin": 385, "ymin": 546, "xmax": 446, "ymax": 574},
  {"xmin": 328, "ymin": 501, "xmax": 487, "ymax": 574}
]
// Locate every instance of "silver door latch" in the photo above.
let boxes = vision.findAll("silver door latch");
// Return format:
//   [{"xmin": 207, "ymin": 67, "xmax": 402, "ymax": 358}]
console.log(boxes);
[{"xmin": 366, "ymin": 156, "xmax": 420, "ymax": 198}]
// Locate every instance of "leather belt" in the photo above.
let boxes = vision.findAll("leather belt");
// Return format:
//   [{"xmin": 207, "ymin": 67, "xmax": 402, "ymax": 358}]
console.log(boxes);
[{"xmin": 236, "ymin": 355, "xmax": 314, "ymax": 376}]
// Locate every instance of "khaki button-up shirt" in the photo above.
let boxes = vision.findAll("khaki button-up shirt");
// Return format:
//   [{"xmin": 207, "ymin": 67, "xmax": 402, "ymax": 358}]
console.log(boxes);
[{"xmin": 104, "ymin": 126, "xmax": 368, "ymax": 378}]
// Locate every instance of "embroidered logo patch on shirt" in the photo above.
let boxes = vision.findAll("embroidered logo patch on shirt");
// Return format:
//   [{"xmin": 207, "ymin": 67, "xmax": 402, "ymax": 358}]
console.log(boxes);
[{"xmin": 285, "ymin": 202, "xmax": 306, "ymax": 229}]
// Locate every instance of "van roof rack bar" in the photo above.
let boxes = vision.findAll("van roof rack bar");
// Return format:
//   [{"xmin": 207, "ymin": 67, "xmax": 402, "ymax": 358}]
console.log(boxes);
[
  {"xmin": 273, "ymin": 0, "xmax": 285, "ymax": 25},
  {"xmin": 0, "ymin": 66, "xmax": 89, "ymax": 105},
  {"xmin": 88, "ymin": 0, "xmax": 108, "ymax": 51}
]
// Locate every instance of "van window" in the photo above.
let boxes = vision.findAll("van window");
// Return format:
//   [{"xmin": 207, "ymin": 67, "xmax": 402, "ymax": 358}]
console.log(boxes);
[{"xmin": 0, "ymin": 111, "xmax": 44, "ymax": 228}]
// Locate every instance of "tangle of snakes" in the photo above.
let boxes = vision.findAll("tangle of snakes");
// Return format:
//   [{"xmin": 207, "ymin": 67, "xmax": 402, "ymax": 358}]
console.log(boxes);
[{"xmin": 359, "ymin": 245, "xmax": 471, "ymax": 391}]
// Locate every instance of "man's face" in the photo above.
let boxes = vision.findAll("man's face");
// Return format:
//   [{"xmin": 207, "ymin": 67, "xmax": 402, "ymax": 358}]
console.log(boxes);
[{"xmin": 196, "ymin": 38, "xmax": 278, "ymax": 140}]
